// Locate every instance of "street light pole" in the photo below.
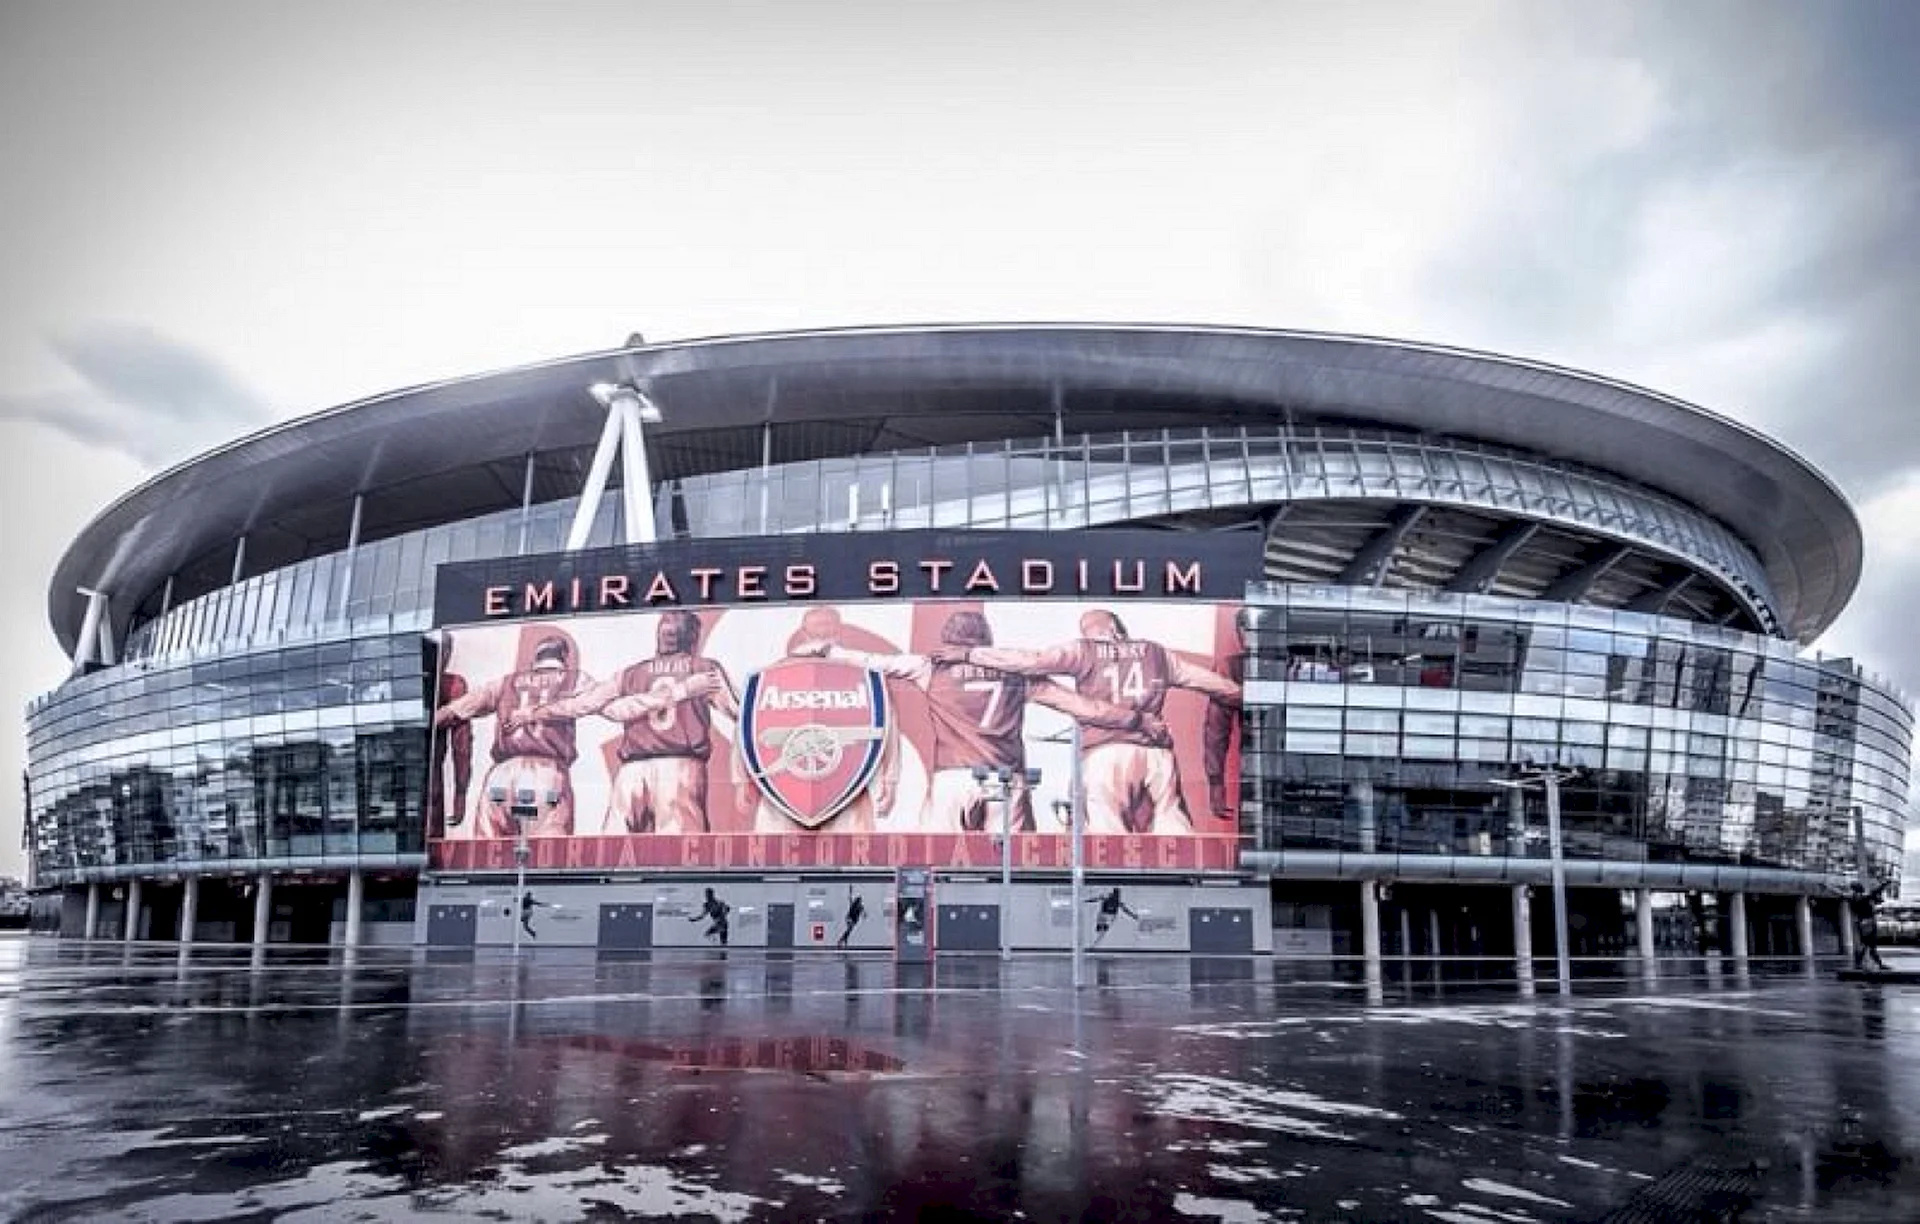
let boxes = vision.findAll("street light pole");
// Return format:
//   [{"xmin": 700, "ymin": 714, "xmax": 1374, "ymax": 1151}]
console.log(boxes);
[
  {"xmin": 1069, "ymin": 721, "xmax": 1085, "ymax": 990},
  {"xmin": 1542, "ymin": 770, "xmax": 1572, "ymax": 998},
  {"xmin": 1494, "ymin": 765, "xmax": 1576, "ymax": 997},
  {"xmin": 999, "ymin": 769, "xmax": 1013, "ymax": 962},
  {"xmin": 510, "ymin": 809, "xmax": 531, "ymax": 958}
]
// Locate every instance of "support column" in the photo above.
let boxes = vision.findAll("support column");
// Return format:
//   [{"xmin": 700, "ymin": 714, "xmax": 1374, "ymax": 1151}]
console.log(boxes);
[
  {"xmin": 83, "ymin": 882, "xmax": 100, "ymax": 940},
  {"xmin": 1838, "ymin": 898, "xmax": 1856, "ymax": 963},
  {"xmin": 1352, "ymin": 775, "xmax": 1377, "ymax": 854},
  {"xmin": 123, "ymin": 878, "xmax": 142, "ymax": 941},
  {"xmin": 1428, "ymin": 908, "xmax": 1444, "ymax": 989},
  {"xmin": 1360, "ymin": 880, "xmax": 1383, "ymax": 999},
  {"xmin": 1513, "ymin": 884, "xmax": 1535, "ymax": 993},
  {"xmin": 344, "ymin": 869, "xmax": 365, "ymax": 949},
  {"xmin": 1729, "ymin": 891, "xmax": 1750, "ymax": 964},
  {"xmin": 252, "ymin": 874, "xmax": 274, "ymax": 948},
  {"xmin": 1399, "ymin": 908, "xmax": 1413, "ymax": 978},
  {"xmin": 1795, "ymin": 894, "xmax": 1815, "ymax": 970},
  {"xmin": 179, "ymin": 876, "xmax": 200, "ymax": 946},
  {"xmin": 1636, "ymin": 888, "xmax": 1656, "ymax": 969},
  {"xmin": 1505, "ymin": 787, "xmax": 1527, "ymax": 855}
]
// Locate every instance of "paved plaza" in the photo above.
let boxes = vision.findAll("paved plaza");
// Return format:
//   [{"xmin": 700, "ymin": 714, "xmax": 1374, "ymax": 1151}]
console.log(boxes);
[{"xmin": 1, "ymin": 935, "xmax": 1917, "ymax": 1221}]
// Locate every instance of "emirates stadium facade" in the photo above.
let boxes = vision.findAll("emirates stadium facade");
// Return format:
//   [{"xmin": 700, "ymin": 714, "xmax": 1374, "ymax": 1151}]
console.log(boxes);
[{"xmin": 21, "ymin": 325, "xmax": 1913, "ymax": 973}]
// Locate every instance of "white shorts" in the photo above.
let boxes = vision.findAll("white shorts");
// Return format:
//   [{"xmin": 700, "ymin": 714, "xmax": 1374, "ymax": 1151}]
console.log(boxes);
[
  {"xmin": 1082, "ymin": 743, "xmax": 1190, "ymax": 835},
  {"xmin": 477, "ymin": 757, "xmax": 574, "ymax": 839},
  {"xmin": 610, "ymin": 756, "xmax": 710, "ymax": 834}
]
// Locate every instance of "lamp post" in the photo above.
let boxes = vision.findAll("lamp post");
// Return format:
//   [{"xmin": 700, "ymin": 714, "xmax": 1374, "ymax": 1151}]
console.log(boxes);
[
  {"xmin": 1042, "ymin": 722, "xmax": 1087, "ymax": 988},
  {"xmin": 1492, "ymin": 765, "xmax": 1578, "ymax": 997},
  {"xmin": 509, "ymin": 800, "xmax": 534, "ymax": 958},
  {"xmin": 975, "ymin": 764, "xmax": 1042, "ymax": 961}
]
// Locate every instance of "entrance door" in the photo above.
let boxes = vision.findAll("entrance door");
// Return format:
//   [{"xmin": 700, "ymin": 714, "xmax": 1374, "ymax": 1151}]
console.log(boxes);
[
  {"xmin": 597, "ymin": 903, "xmax": 654, "ymax": 951},
  {"xmin": 1191, "ymin": 907, "xmax": 1254, "ymax": 954},
  {"xmin": 427, "ymin": 904, "xmax": 478, "ymax": 947},
  {"xmin": 938, "ymin": 903, "xmax": 999, "ymax": 952},
  {"xmin": 766, "ymin": 902, "xmax": 795, "ymax": 949}
]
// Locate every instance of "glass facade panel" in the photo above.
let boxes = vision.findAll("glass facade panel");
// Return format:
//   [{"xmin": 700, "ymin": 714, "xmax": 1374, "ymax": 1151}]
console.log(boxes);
[{"xmin": 1237, "ymin": 586, "xmax": 1911, "ymax": 882}]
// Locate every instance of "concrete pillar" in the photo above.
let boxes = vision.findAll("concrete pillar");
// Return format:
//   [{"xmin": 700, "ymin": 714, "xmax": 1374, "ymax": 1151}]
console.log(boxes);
[
  {"xmin": 1360, "ymin": 880, "xmax": 1383, "ymax": 998},
  {"xmin": 1729, "ymin": 892, "xmax": 1750, "ymax": 963},
  {"xmin": 1428, "ymin": 908, "xmax": 1444, "ymax": 990},
  {"xmin": 252, "ymin": 874, "xmax": 274, "ymax": 948},
  {"xmin": 344, "ymin": 869, "xmax": 365, "ymax": 949},
  {"xmin": 1353, "ymin": 776, "xmax": 1377, "ymax": 854},
  {"xmin": 83, "ymin": 883, "xmax": 100, "ymax": 940},
  {"xmin": 179, "ymin": 876, "xmax": 200, "ymax": 946},
  {"xmin": 1506, "ymin": 787, "xmax": 1527, "ymax": 854},
  {"xmin": 1513, "ymin": 884, "xmax": 1535, "ymax": 992},
  {"xmin": 123, "ymin": 878, "xmax": 143, "ymax": 942},
  {"xmin": 1838, "ymin": 898, "xmax": 1856, "ymax": 963},
  {"xmin": 1635, "ymin": 888, "xmax": 1656, "ymax": 966},
  {"xmin": 1795, "ymin": 895, "xmax": 1815, "ymax": 969}
]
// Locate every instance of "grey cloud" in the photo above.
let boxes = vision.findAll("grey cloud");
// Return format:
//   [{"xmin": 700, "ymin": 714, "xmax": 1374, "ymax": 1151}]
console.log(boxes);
[
  {"xmin": 0, "ymin": 323, "xmax": 271, "ymax": 468},
  {"xmin": 1418, "ymin": 3, "xmax": 1920, "ymax": 494}
]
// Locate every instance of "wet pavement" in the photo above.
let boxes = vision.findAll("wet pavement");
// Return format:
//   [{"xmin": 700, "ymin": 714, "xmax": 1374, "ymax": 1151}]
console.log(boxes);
[{"xmin": 1, "ymin": 936, "xmax": 1918, "ymax": 1222}]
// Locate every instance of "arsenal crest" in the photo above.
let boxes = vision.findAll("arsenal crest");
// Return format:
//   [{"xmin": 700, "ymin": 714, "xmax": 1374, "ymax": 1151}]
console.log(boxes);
[{"xmin": 739, "ymin": 657, "xmax": 891, "ymax": 829}]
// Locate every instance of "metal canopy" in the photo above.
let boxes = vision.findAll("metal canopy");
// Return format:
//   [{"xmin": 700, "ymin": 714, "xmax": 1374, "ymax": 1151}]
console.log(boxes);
[{"xmin": 48, "ymin": 324, "xmax": 1861, "ymax": 652}]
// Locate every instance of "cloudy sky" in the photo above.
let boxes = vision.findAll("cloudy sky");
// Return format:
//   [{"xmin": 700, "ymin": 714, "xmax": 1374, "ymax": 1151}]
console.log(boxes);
[{"xmin": 2, "ymin": 1, "xmax": 1917, "ymax": 880}]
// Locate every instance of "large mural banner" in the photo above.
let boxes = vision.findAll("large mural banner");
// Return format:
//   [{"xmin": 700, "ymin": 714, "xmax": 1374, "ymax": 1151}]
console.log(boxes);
[{"xmin": 428, "ymin": 599, "xmax": 1245, "ymax": 872}]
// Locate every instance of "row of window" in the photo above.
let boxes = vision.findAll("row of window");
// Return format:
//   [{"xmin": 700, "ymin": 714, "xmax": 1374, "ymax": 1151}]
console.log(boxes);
[
  {"xmin": 114, "ymin": 424, "xmax": 1784, "ymax": 667},
  {"xmin": 1242, "ymin": 760, "xmax": 1900, "ymax": 878},
  {"xmin": 29, "ymin": 726, "xmax": 428, "ymax": 876}
]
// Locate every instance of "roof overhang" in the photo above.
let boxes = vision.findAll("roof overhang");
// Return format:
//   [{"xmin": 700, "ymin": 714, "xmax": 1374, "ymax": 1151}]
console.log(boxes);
[{"xmin": 49, "ymin": 324, "xmax": 1861, "ymax": 651}]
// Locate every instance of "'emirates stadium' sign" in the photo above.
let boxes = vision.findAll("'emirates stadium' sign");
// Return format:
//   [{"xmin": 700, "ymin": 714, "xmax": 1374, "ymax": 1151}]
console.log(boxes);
[{"xmin": 434, "ymin": 529, "xmax": 1262, "ymax": 625}]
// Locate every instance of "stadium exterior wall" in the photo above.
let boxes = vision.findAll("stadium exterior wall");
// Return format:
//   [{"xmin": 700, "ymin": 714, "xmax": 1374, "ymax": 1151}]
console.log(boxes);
[{"xmin": 19, "ymin": 326, "xmax": 1912, "ymax": 968}]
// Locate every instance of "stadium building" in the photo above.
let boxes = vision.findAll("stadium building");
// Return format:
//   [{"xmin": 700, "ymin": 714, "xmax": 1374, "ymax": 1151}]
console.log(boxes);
[{"xmin": 21, "ymin": 325, "xmax": 1913, "ymax": 976}]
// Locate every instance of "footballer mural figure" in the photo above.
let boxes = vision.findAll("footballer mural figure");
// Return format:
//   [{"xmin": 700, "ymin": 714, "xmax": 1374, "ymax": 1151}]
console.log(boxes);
[
  {"xmin": 430, "ymin": 637, "xmax": 473, "ymax": 839},
  {"xmin": 433, "ymin": 634, "xmax": 587, "ymax": 838},
  {"xmin": 795, "ymin": 609, "xmax": 1166, "ymax": 832},
  {"xmin": 934, "ymin": 609, "xmax": 1242, "ymax": 835},
  {"xmin": 529, "ymin": 610, "xmax": 748, "ymax": 835}
]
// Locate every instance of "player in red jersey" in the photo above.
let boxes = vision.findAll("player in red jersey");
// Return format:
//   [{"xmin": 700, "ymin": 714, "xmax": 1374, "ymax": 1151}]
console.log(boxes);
[
  {"xmin": 795, "ymin": 609, "xmax": 1166, "ymax": 832},
  {"xmin": 1202, "ymin": 612, "xmax": 1248, "ymax": 823},
  {"xmin": 530, "ymin": 610, "xmax": 746, "ymax": 835},
  {"xmin": 433, "ymin": 634, "xmax": 587, "ymax": 838},
  {"xmin": 933, "ymin": 609, "xmax": 1242, "ymax": 834},
  {"xmin": 429, "ymin": 639, "xmax": 473, "ymax": 839}
]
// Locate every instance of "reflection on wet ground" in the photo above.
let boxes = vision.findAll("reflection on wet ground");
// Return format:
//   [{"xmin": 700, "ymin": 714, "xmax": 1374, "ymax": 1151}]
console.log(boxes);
[{"xmin": 1, "ymin": 937, "xmax": 1918, "ymax": 1222}]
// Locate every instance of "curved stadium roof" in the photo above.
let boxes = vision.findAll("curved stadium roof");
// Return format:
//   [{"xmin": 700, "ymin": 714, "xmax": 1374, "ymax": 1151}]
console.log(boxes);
[{"xmin": 49, "ymin": 324, "xmax": 1861, "ymax": 652}]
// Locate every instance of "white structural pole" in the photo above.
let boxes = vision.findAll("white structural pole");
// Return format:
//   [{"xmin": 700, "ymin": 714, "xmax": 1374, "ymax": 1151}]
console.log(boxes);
[
  {"xmin": 1513, "ymin": 883, "xmax": 1534, "ymax": 993},
  {"xmin": 1839, "ymin": 899, "xmax": 1856, "ymax": 962},
  {"xmin": 617, "ymin": 390, "xmax": 658, "ymax": 545},
  {"xmin": 1544, "ymin": 772, "xmax": 1573, "ymax": 997},
  {"xmin": 344, "ymin": 869, "xmax": 365, "ymax": 949},
  {"xmin": 1070, "ymin": 722, "xmax": 1085, "ymax": 990},
  {"xmin": 123, "ymin": 877, "xmax": 142, "ymax": 941},
  {"xmin": 83, "ymin": 882, "xmax": 100, "ymax": 940},
  {"xmin": 565, "ymin": 400, "xmax": 626, "ymax": 551},
  {"xmin": 1729, "ymin": 891, "xmax": 1750, "ymax": 964},
  {"xmin": 999, "ymin": 773, "xmax": 1013, "ymax": 961},
  {"xmin": 179, "ymin": 876, "xmax": 200, "ymax": 946},
  {"xmin": 252, "ymin": 874, "xmax": 274, "ymax": 948},
  {"xmin": 72, "ymin": 588, "xmax": 108, "ymax": 674},
  {"xmin": 1635, "ymin": 888, "xmax": 1656, "ymax": 970}
]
